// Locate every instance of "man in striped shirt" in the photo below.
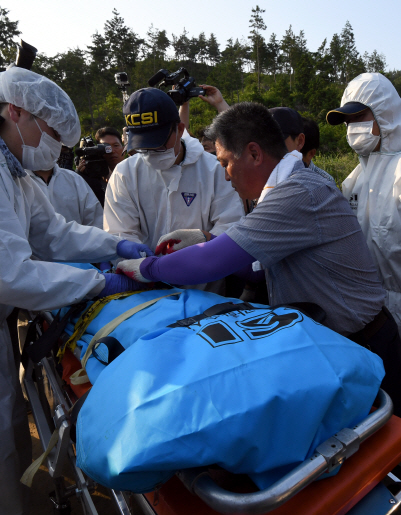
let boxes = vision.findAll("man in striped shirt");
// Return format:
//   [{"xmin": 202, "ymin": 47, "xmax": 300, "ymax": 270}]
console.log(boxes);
[{"xmin": 116, "ymin": 101, "xmax": 401, "ymax": 415}]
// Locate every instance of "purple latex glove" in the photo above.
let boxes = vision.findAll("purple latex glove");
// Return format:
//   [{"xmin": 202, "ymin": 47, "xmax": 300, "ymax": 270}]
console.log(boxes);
[
  {"xmin": 98, "ymin": 273, "xmax": 143, "ymax": 298},
  {"xmin": 117, "ymin": 240, "xmax": 154, "ymax": 260}
]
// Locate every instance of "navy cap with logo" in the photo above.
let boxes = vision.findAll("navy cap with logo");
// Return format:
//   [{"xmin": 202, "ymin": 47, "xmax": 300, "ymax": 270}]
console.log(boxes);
[
  {"xmin": 326, "ymin": 101, "xmax": 368, "ymax": 125},
  {"xmin": 269, "ymin": 107, "xmax": 304, "ymax": 140},
  {"xmin": 123, "ymin": 88, "xmax": 180, "ymax": 152}
]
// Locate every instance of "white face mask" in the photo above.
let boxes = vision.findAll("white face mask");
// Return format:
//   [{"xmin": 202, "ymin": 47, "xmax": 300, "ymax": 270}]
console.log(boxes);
[
  {"xmin": 346, "ymin": 121, "xmax": 380, "ymax": 156},
  {"xmin": 16, "ymin": 118, "xmax": 62, "ymax": 171},
  {"xmin": 142, "ymin": 130, "xmax": 179, "ymax": 170}
]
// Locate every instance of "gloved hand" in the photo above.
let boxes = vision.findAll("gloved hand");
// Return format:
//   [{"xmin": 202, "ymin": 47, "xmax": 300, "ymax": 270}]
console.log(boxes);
[
  {"xmin": 117, "ymin": 239, "xmax": 154, "ymax": 259},
  {"xmin": 155, "ymin": 229, "xmax": 206, "ymax": 255},
  {"xmin": 99, "ymin": 261, "xmax": 112, "ymax": 271},
  {"xmin": 115, "ymin": 258, "xmax": 152, "ymax": 283},
  {"xmin": 98, "ymin": 272, "xmax": 143, "ymax": 298}
]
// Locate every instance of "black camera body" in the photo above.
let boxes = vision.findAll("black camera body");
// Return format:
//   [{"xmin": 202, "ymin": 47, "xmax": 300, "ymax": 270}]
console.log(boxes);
[
  {"xmin": 75, "ymin": 136, "xmax": 111, "ymax": 179},
  {"xmin": 148, "ymin": 67, "xmax": 205, "ymax": 105}
]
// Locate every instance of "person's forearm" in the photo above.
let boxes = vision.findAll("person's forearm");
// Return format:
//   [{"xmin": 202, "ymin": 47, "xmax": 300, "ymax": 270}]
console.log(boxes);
[{"xmin": 140, "ymin": 233, "xmax": 256, "ymax": 284}]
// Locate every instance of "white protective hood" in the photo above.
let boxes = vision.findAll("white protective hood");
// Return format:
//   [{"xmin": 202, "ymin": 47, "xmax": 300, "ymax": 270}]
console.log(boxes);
[
  {"xmin": 341, "ymin": 72, "xmax": 401, "ymax": 154},
  {"xmin": 342, "ymin": 73, "xmax": 401, "ymax": 332}
]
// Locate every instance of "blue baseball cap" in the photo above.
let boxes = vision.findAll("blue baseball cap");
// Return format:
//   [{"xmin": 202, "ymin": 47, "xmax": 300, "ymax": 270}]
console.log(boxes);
[
  {"xmin": 326, "ymin": 102, "xmax": 368, "ymax": 125},
  {"xmin": 123, "ymin": 88, "xmax": 180, "ymax": 152},
  {"xmin": 269, "ymin": 107, "xmax": 304, "ymax": 139}
]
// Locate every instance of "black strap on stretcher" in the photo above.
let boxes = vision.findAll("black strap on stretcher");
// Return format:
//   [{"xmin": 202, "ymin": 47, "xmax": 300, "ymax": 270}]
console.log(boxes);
[
  {"xmin": 91, "ymin": 336, "xmax": 125, "ymax": 366},
  {"xmin": 22, "ymin": 302, "xmax": 87, "ymax": 369},
  {"xmin": 87, "ymin": 301, "xmax": 326, "ymax": 369}
]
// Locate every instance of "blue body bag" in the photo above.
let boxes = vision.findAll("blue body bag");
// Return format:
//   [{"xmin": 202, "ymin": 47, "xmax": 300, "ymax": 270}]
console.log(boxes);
[{"xmin": 73, "ymin": 288, "xmax": 384, "ymax": 493}]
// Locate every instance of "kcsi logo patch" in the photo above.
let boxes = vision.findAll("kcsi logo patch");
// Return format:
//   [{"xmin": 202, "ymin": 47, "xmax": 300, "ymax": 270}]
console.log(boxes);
[{"xmin": 181, "ymin": 192, "xmax": 197, "ymax": 206}]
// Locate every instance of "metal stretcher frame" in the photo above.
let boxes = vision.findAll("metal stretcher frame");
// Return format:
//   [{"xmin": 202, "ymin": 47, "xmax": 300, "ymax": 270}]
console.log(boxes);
[
  {"xmin": 23, "ymin": 310, "xmax": 137, "ymax": 515},
  {"xmin": 24, "ymin": 310, "xmax": 401, "ymax": 515}
]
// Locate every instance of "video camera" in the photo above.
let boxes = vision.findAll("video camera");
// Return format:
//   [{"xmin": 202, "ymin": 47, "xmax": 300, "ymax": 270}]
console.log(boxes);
[
  {"xmin": 148, "ymin": 68, "xmax": 205, "ymax": 105},
  {"xmin": 75, "ymin": 136, "xmax": 112, "ymax": 179},
  {"xmin": 0, "ymin": 39, "xmax": 37, "ymax": 73}
]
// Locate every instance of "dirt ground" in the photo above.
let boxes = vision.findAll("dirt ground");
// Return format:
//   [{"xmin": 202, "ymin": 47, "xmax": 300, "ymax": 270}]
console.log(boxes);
[{"xmin": 28, "ymin": 414, "xmax": 119, "ymax": 515}]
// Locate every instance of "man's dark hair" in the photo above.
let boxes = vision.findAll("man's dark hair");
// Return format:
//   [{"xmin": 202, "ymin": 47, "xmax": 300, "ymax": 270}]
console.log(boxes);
[
  {"xmin": 301, "ymin": 118, "xmax": 320, "ymax": 155},
  {"xmin": 95, "ymin": 126, "xmax": 123, "ymax": 144},
  {"xmin": 198, "ymin": 127, "xmax": 213, "ymax": 142},
  {"xmin": 205, "ymin": 102, "xmax": 287, "ymax": 160}
]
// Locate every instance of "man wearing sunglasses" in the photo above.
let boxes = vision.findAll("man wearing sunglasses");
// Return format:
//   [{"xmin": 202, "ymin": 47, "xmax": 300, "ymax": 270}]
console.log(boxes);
[{"xmin": 104, "ymin": 88, "xmax": 243, "ymax": 266}]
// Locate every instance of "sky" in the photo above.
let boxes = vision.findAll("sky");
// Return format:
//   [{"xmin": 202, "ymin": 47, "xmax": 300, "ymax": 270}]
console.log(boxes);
[{"xmin": 2, "ymin": 0, "xmax": 400, "ymax": 70}]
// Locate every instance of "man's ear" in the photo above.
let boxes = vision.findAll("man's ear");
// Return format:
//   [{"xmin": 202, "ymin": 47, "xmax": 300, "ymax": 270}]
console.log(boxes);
[
  {"xmin": 309, "ymin": 148, "xmax": 317, "ymax": 160},
  {"xmin": 8, "ymin": 104, "xmax": 22, "ymax": 123},
  {"xmin": 177, "ymin": 121, "xmax": 186, "ymax": 138},
  {"xmin": 296, "ymin": 133, "xmax": 305, "ymax": 152},
  {"xmin": 247, "ymin": 142, "xmax": 264, "ymax": 165}
]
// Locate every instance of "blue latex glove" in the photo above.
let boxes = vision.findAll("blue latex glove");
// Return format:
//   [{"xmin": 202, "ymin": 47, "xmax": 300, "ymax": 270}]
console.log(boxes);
[
  {"xmin": 98, "ymin": 273, "xmax": 142, "ymax": 298},
  {"xmin": 99, "ymin": 261, "xmax": 112, "ymax": 271},
  {"xmin": 117, "ymin": 240, "xmax": 154, "ymax": 259}
]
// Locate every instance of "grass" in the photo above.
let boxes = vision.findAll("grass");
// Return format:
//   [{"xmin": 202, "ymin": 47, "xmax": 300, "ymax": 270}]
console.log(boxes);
[{"xmin": 313, "ymin": 152, "xmax": 359, "ymax": 188}]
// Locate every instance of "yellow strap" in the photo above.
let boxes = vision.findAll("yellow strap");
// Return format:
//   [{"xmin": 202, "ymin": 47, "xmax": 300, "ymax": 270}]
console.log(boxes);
[
  {"xmin": 80, "ymin": 292, "xmax": 181, "ymax": 371},
  {"xmin": 57, "ymin": 290, "xmax": 144, "ymax": 361},
  {"xmin": 21, "ymin": 430, "xmax": 59, "ymax": 487}
]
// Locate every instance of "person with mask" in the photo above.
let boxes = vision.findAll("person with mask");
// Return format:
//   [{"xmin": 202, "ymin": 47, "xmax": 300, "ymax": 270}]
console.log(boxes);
[
  {"xmin": 104, "ymin": 87, "xmax": 244, "ymax": 253},
  {"xmin": 0, "ymin": 66, "xmax": 153, "ymax": 515},
  {"xmin": 327, "ymin": 73, "xmax": 401, "ymax": 336}
]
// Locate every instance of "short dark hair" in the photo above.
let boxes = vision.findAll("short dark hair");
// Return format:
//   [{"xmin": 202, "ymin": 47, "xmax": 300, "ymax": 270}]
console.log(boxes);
[
  {"xmin": 198, "ymin": 127, "xmax": 213, "ymax": 142},
  {"xmin": 95, "ymin": 127, "xmax": 122, "ymax": 144},
  {"xmin": 301, "ymin": 118, "xmax": 320, "ymax": 155},
  {"xmin": 205, "ymin": 102, "xmax": 287, "ymax": 160}
]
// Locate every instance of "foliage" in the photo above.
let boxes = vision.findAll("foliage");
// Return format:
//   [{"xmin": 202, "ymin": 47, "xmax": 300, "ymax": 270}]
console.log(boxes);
[
  {"xmin": 1, "ymin": 5, "xmax": 399, "ymax": 151},
  {"xmin": 314, "ymin": 152, "xmax": 359, "ymax": 188},
  {"xmin": 0, "ymin": 6, "xmax": 21, "ymax": 68}
]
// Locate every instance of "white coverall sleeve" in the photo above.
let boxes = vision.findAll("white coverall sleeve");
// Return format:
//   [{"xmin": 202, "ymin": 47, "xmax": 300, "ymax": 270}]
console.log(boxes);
[
  {"xmin": 28, "ymin": 180, "xmax": 120, "ymax": 263},
  {"xmin": 208, "ymin": 163, "xmax": 245, "ymax": 236},
  {"xmin": 0, "ymin": 187, "xmax": 105, "ymax": 311},
  {"xmin": 103, "ymin": 169, "xmax": 144, "ymax": 243}
]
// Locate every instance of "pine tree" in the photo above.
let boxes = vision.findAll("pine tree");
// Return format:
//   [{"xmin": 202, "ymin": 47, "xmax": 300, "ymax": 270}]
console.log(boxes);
[
  {"xmin": 104, "ymin": 9, "xmax": 144, "ymax": 77},
  {"xmin": 248, "ymin": 5, "xmax": 267, "ymax": 91},
  {"xmin": 265, "ymin": 33, "xmax": 281, "ymax": 82}
]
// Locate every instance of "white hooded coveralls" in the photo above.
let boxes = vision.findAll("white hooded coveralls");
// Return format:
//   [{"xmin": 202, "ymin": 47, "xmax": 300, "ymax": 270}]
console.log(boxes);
[
  {"xmin": 103, "ymin": 134, "xmax": 244, "ymax": 251},
  {"xmin": 342, "ymin": 73, "xmax": 401, "ymax": 333},
  {"xmin": 0, "ymin": 150, "xmax": 119, "ymax": 515},
  {"xmin": 26, "ymin": 164, "xmax": 104, "ymax": 228}
]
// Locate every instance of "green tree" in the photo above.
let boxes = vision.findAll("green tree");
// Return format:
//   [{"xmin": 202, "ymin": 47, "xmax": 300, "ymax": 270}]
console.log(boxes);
[
  {"xmin": 264, "ymin": 33, "xmax": 281, "ymax": 82},
  {"xmin": 280, "ymin": 25, "xmax": 297, "ymax": 89},
  {"xmin": 171, "ymin": 28, "xmax": 190, "ymax": 61},
  {"xmin": 363, "ymin": 50, "xmax": 386, "ymax": 73},
  {"xmin": 339, "ymin": 21, "xmax": 365, "ymax": 83},
  {"xmin": 328, "ymin": 33, "xmax": 342, "ymax": 81},
  {"xmin": 145, "ymin": 25, "xmax": 170, "ymax": 73},
  {"xmin": 0, "ymin": 6, "xmax": 21, "ymax": 68},
  {"xmin": 207, "ymin": 33, "xmax": 220, "ymax": 66},
  {"xmin": 104, "ymin": 9, "xmax": 144, "ymax": 79},
  {"xmin": 248, "ymin": 5, "xmax": 266, "ymax": 91}
]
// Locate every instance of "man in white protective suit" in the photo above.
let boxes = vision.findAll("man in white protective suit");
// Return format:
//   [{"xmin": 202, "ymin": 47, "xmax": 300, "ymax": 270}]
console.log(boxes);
[
  {"xmin": 104, "ymin": 88, "xmax": 244, "ymax": 253},
  {"xmin": 25, "ymin": 162, "xmax": 104, "ymax": 228},
  {"xmin": 327, "ymin": 73, "xmax": 401, "ymax": 335},
  {"xmin": 0, "ymin": 66, "xmax": 153, "ymax": 515}
]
